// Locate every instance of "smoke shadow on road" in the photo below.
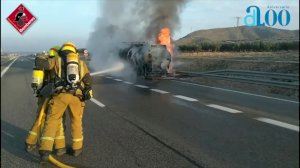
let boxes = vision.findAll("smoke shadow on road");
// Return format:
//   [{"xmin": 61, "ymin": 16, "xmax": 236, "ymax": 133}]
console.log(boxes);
[
  {"xmin": 1, "ymin": 120, "xmax": 40, "ymax": 163},
  {"xmin": 93, "ymin": 76, "xmax": 121, "ymax": 85}
]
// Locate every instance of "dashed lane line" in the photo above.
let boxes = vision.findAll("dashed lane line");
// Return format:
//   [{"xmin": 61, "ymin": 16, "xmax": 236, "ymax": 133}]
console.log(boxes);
[
  {"xmin": 1, "ymin": 57, "xmax": 18, "ymax": 78},
  {"xmin": 124, "ymin": 81, "xmax": 133, "ymax": 85},
  {"xmin": 135, "ymin": 85, "xmax": 149, "ymax": 89},
  {"xmin": 206, "ymin": 104, "xmax": 243, "ymax": 114},
  {"xmin": 114, "ymin": 79, "xmax": 123, "ymax": 82},
  {"xmin": 90, "ymin": 98, "xmax": 106, "ymax": 108},
  {"xmin": 174, "ymin": 95, "xmax": 198, "ymax": 102},
  {"xmin": 150, "ymin": 89, "xmax": 169, "ymax": 94},
  {"xmin": 97, "ymin": 76, "xmax": 299, "ymax": 132},
  {"xmin": 1, "ymin": 130, "xmax": 15, "ymax": 138},
  {"xmin": 255, "ymin": 117, "xmax": 299, "ymax": 132}
]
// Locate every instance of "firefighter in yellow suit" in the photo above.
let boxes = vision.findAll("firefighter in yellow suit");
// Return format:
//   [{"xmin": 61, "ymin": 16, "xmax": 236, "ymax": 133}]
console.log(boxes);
[
  {"xmin": 39, "ymin": 42, "xmax": 93, "ymax": 161},
  {"xmin": 26, "ymin": 46, "xmax": 66, "ymax": 156}
]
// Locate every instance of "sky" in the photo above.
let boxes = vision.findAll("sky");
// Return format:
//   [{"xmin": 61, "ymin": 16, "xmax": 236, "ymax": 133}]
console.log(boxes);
[{"xmin": 1, "ymin": 0, "xmax": 299, "ymax": 52}]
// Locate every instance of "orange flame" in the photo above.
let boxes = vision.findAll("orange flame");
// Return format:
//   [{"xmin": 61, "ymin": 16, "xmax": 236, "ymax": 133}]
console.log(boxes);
[
  {"xmin": 156, "ymin": 27, "xmax": 173, "ymax": 55},
  {"xmin": 156, "ymin": 27, "xmax": 174, "ymax": 74}
]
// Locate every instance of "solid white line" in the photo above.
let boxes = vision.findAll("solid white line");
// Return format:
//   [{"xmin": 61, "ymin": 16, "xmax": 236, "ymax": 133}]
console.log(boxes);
[
  {"xmin": 255, "ymin": 117, "xmax": 299, "ymax": 132},
  {"xmin": 150, "ymin": 89, "xmax": 169, "ymax": 94},
  {"xmin": 175, "ymin": 81, "xmax": 299, "ymax": 104},
  {"xmin": 135, "ymin": 85, "xmax": 149, "ymax": 88},
  {"xmin": 174, "ymin": 95, "xmax": 198, "ymax": 102},
  {"xmin": 124, "ymin": 81, "xmax": 133, "ymax": 85},
  {"xmin": 207, "ymin": 104, "xmax": 242, "ymax": 113},
  {"xmin": 1, "ymin": 57, "xmax": 18, "ymax": 78},
  {"xmin": 90, "ymin": 98, "xmax": 106, "ymax": 108},
  {"xmin": 114, "ymin": 79, "xmax": 123, "ymax": 82},
  {"xmin": 1, "ymin": 130, "xmax": 14, "ymax": 138}
]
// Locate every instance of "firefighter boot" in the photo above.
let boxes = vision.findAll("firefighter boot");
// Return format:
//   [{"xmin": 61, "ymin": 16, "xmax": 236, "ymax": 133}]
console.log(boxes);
[
  {"xmin": 55, "ymin": 148, "xmax": 66, "ymax": 156},
  {"xmin": 39, "ymin": 150, "xmax": 51, "ymax": 163},
  {"xmin": 25, "ymin": 143, "xmax": 36, "ymax": 153},
  {"xmin": 72, "ymin": 148, "xmax": 82, "ymax": 157}
]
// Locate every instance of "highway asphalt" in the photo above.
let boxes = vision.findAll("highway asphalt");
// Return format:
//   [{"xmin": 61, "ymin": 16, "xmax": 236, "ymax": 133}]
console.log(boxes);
[{"xmin": 1, "ymin": 56, "xmax": 299, "ymax": 168}]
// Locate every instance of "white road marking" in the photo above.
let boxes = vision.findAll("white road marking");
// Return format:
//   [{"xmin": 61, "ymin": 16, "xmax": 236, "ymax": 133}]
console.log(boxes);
[
  {"xmin": 135, "ymin": 85, "xmax": 149, "ymax": 88},
  {"xmin": 255, "ymin": 117, "xmax": 299, "ymax": 132},
  {"xmin": 207, "ymin": 104, "xmax": 242, "ymax": 113},
  {"xmin": 105, "ymin": 76, "xmax": 113, "ymax": 79},
  {"xmin": 175, "ymin": 81, "xmax": 299, "ymax": 104},
  {"xmin": 114, "ymin": 79, "xmax": 123, "ymax": 82},
  {"xmin": 174, "ymin": 95, "xmax": 198, "ymax": 102},
  {"xmin": 90, "ymin": 98, "xmax": 106, "ymax": 108},
  {"xmin": 1, "ymin": 130, "xmax": 14, "ymax": 138},
  {"xmin": 150, "ymin": 89, "xmax": 169, "ymax": 94},
  {"xmin": 1, "ymin": 57, "xmax": 18, "ymax": 78},
  {"xmin": 124, "ymin": 81, "xmax": 133, "ymax": 85}
]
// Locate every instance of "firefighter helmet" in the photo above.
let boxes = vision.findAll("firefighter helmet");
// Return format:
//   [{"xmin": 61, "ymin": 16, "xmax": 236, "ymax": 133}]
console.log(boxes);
[
  {"xmin": 49, "ymin": 46, "xmax": 60, "ymax": 58},
  {"xmin": 61, "ymin": 42, "xmax": 77, "ymax": 53}
]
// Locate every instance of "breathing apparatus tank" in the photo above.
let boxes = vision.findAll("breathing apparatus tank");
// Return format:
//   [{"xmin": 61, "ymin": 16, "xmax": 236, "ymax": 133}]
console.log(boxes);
[
  {"xmin": 32, "ymin": 47, "xmax": 60, "ymax": 93},
  {"xmin": 66, "ymin": 53, "xmax": 80, "ymax": 87},
  {"xmin": 32, "ymin": 67, "xmax": 44, "ymax": 91},
  {"xmin": 31, "ymin": 53, "xmax": 48, "ymax": 92}
]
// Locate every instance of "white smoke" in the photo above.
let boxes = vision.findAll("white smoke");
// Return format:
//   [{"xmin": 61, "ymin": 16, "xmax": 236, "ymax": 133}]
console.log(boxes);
[
  {"xmin": 90, "ymin": 62, "xmax": 125, "ymax": 76},
  {"xmin": 87, "ymin": 0, "xmax": 187, "ymax": 78}
]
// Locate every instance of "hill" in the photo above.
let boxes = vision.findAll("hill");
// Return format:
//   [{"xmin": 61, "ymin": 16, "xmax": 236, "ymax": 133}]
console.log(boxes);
[{"xmin": 175, "ymin": 26, "xmax": 299, "ymax": 45}]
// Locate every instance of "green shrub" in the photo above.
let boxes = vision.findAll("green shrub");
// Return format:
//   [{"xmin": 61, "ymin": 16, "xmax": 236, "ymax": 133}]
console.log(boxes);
[{"xmin": 178, "ymin": 41, "xmax": 299, "ymax": 52}]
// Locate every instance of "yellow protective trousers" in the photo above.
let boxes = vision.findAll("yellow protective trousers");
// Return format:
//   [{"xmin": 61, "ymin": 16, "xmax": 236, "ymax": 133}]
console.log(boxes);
[
  {"xmin": 40, "ymin": 93, "xmax": 85, "ymax": 151},
  {"xmin": 26, "ymin": 97, "xmax": 66, "ymax": 149}
]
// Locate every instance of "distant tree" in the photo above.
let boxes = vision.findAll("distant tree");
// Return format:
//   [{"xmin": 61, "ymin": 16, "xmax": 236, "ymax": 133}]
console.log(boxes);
[{"xmin": 178, "ymin": 41, "xmax": 299, "ymax": 52}]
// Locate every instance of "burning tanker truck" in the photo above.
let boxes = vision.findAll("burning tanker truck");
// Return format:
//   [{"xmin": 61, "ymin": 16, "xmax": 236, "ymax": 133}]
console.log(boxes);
[
  {"xmin": 118, "ymin": 28, "xmax": 174, "ymax": 78},
  {"xmin": 77, "ymin": 48, "xmax": 91, "ymax": 62},
  {"xmin": 118, "ymin": 42, "xmax": 171, "ymax": 78}
]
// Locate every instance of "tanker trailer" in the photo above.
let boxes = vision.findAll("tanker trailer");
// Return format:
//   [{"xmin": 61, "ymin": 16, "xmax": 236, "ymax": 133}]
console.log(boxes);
[{"xmin": 119, "ymin": 42, "xmax": 171, "ymax": 78}]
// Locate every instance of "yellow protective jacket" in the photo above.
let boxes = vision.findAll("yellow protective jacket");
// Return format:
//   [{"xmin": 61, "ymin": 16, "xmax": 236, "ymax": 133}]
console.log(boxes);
[{"xmin": 45, "ymin": 52, "xmax": 92, "ymax": 96}]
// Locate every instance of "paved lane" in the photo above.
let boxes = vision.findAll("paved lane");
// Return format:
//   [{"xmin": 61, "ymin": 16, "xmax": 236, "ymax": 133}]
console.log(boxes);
[
  {"xmin": 92, "ymin": 76, "xmax": 299, "ymax": 168},
  {"xmin": 1, "ymin": 58, "xmax": 299, "ymax": 168},
  {"xmin": 1, "ymin": 58, "xmax": 198, "ymax": 167}
]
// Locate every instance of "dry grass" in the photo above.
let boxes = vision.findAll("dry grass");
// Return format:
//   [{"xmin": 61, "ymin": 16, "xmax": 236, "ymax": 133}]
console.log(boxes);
[
  {"xmin": 175, "ymin": 51, "xmax": 299, "ymax": 73},
  {"xmin": 175, "ymin": 51, "xmax": 299, "ymax": 99},
  {"xmin": 177, "ymin": 51, "xmax": 299, "ymax": 61}
]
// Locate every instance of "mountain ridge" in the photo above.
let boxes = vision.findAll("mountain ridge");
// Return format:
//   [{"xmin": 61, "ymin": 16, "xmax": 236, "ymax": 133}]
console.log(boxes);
[{"xmin": 175, "ymin": 26, "xmax": 299, "ymax": 45}]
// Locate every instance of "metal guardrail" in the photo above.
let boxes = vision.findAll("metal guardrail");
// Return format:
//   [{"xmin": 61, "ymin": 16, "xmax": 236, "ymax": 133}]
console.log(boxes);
[
  {"xmin": 225, "ymin": 73, "xmax": 297, "ymax": 81},
  {"xmin": 194, "ymin": 58, "xmax": 300, "ymax": 64},
  {"xmin": 202, "ymin": 69, "xmax": 299, "ymax": 81},
  {"xmin": 203, "ymin": 69, "xmax": 299, "ymax": 77},
  {"xmin": 177, "ymin": 70, "xmax": 299, "ymax": 89}
]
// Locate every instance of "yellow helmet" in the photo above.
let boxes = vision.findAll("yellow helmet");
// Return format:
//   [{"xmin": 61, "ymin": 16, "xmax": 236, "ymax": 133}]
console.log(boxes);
[
  {"xmin": 61, "ymin": 42, "xmax": 77, "ymax": 53},
  {"xmin": 48, "ymin": 46, "xmax": 60, "ymax": 58}
]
